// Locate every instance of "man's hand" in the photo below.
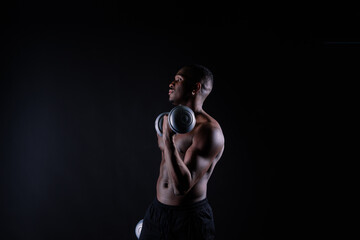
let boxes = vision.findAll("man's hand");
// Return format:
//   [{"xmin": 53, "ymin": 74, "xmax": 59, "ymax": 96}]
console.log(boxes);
[
  {"xmin": 162, "ymin": 115, "xmax": 176, "ymax": 141},
  {"xmin": 157, "ymin": 114, "xmax": 175, "ymax": 151}
]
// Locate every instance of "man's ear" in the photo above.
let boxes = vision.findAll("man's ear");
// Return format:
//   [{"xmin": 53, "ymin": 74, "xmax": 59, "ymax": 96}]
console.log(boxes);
[{"xmin": 194, "ymin": 82, "xmax": 201, "ymax": 94}]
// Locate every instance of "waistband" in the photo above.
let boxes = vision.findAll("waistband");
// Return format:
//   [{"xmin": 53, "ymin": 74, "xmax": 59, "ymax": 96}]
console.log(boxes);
[{"xmin": 154, "ymin": 197, "xmax": 209, "ymax": 211}]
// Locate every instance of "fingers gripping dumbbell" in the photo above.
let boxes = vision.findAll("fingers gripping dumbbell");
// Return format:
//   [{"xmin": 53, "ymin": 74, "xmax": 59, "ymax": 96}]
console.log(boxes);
[
  {"xmin": 155, "ymin": 105, "xmax": 196, "ymax": 136},
  {"xmin": 155, "ymin": 112, "xmax": 169, "ymax": 137}
]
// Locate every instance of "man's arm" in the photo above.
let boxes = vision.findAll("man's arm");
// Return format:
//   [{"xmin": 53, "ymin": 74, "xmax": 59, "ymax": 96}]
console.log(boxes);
[{"xmin": 162, "ymin": 119, "xmax": 224, "ymax": 196}]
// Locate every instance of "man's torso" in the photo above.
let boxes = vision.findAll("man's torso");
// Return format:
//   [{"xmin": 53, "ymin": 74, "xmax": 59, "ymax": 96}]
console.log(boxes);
[{"xmin": 156, "ymin": 111, "xmax": 224, "ymax": 206}]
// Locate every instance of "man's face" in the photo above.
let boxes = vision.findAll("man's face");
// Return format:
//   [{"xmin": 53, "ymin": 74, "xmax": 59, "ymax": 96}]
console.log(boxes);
[{"xmin": 168, "ymin": 67, "xmax": 193, "ymax": 105}]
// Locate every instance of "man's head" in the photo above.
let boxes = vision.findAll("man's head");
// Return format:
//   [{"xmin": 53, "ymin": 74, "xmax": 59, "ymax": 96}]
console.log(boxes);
[{"xmin": 168, "ymin": 64, "xmax": 213, "ymax": 106}]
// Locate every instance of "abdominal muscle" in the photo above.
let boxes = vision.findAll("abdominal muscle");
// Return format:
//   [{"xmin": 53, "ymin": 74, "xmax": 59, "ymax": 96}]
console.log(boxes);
[{"xmin": 156, "ymin": 159, "xmax": 211, "ymax": 206}]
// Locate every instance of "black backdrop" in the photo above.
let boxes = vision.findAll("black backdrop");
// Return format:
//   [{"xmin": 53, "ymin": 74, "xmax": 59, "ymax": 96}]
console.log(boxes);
[{"xmin": 0, "ymin": 1, "xmax": 357, "ymax": 239}]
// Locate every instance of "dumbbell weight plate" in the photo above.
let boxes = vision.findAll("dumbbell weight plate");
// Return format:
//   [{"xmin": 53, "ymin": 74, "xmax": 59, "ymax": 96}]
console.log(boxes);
[
  {"xmin": 168, "ymin": 105, "xmax": 196, "ymax": 134},
  {"xmin": 155, "ymin": 112, "xmax": 169, "ymax": 136},
  {"xmin": 135, "ymin": 219, "xmax": 143, "ymax": 239}
]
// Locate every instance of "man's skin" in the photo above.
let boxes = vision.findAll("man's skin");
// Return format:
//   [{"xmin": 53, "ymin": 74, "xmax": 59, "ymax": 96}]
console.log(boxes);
[{"xmin": 156, "ymin": 66, "xmax": 225, "ymax": 206}]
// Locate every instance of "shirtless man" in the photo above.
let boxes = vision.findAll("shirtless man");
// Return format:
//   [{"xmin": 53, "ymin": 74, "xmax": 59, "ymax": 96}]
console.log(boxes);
[{"xmin": 139, "ymin": 64, "xmax": 225, "ymax": 240}]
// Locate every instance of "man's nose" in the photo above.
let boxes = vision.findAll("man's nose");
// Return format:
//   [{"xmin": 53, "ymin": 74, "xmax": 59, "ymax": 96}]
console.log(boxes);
[{"xmin": 169, "ymin": 81, "xmax": 175, "ymax": 88}]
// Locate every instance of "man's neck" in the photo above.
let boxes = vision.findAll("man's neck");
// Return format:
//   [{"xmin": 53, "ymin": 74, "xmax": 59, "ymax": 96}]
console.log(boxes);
[{"xmin": 181, "ymin": 99, "xmax": 203, "ymax": 114}]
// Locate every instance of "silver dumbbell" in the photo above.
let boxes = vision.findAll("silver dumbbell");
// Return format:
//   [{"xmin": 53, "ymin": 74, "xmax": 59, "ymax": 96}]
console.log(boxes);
[
  {"xmin": 155, "ymin": 105, "xmax": 196, "ymax": 136},
  {"xmin": 135, "ymin": 219, "xmax": 143, "ymax": 239}
]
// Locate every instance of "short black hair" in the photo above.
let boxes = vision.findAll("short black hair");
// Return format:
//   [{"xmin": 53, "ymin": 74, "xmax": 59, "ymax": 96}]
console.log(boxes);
[{"xmin": 182, "ymin": 64, "xmax": 214, "ymax": 94}]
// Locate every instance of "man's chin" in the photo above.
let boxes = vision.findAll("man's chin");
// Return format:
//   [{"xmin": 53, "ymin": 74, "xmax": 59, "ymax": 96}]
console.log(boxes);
[{"xmin": 169, "ymin": 99, "xmax": 179, "ymax": 105}]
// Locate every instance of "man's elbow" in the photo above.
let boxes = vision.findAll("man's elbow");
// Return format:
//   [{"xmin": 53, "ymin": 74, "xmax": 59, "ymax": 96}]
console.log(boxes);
[
  {"xmin": 173, "ymin": 184, "xmax": 190, "ymax": 196},
  {"xmin": 173, "ymin": 189, "xmax": 186, "ymax": 196}
]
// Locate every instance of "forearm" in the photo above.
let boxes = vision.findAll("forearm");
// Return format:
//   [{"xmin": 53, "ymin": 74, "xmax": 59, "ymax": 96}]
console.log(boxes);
[{"xmin": 163, "ymin": 138, "xmax": 191, "ymax": 195}]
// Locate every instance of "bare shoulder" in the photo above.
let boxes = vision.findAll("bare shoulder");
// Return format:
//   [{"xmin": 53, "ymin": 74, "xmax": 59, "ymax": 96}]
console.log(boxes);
[
  {"xmin": 193, "ymin": 114, "xmax": 225, "ymax": 155},
  {"xmin": 197, "ymin": 112, "xmax": 224, "ymax": 136}
]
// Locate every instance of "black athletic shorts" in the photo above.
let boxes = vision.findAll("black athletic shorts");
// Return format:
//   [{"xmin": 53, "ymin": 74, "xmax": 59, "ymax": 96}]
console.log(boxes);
[{"xmin": 139, "ymin": 198, "xmax": 215, "ymax": 240}]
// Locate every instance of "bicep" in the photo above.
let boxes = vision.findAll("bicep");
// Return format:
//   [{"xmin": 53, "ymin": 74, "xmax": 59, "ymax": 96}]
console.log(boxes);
[{"xmin": 183, "ymin": 127, "xmax": 224, "ymax": 181}]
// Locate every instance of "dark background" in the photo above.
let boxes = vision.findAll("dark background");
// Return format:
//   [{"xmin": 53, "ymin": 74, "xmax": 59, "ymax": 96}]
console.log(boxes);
[{"xmin": 0, "ymin": 1, "xmax": 358, "ymax": 239}]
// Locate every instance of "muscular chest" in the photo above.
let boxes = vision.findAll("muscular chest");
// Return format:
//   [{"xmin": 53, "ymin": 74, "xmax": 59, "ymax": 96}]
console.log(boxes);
[{"xmin": 173, "ymin": 133, "xmax": 193, "ymax": 156}]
